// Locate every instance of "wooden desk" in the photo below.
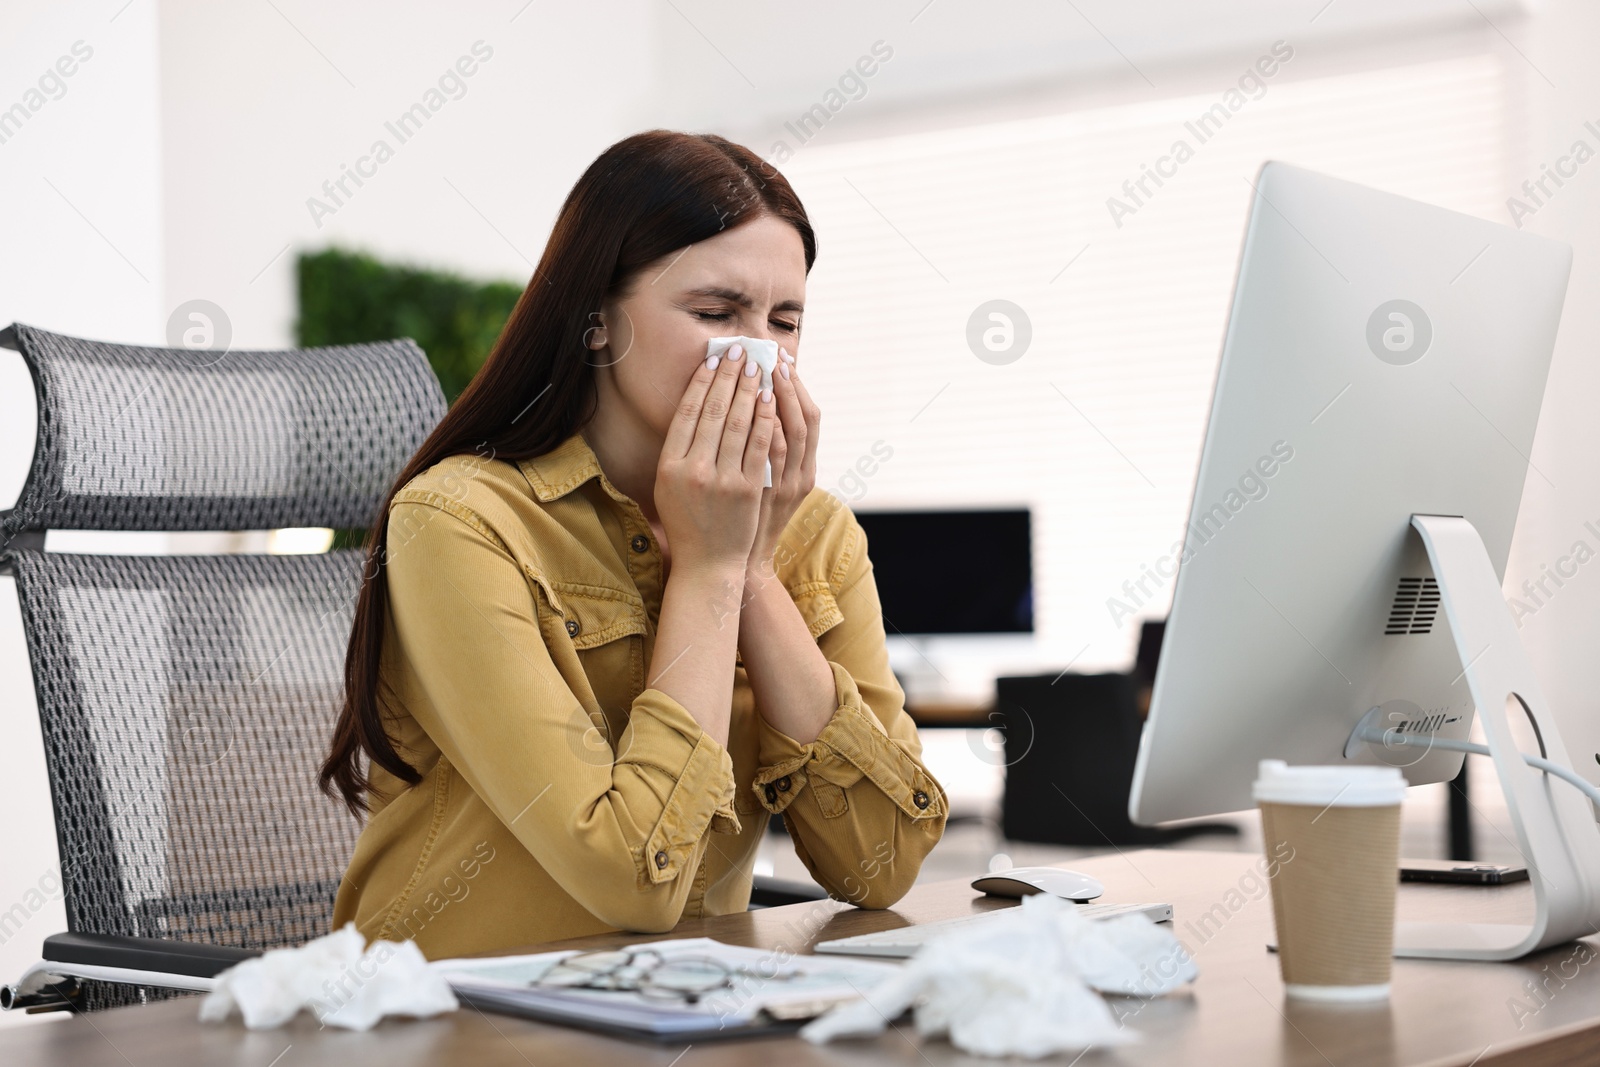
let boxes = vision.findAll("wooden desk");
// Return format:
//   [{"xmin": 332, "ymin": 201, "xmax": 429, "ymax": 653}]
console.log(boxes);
[
  {"xmin": 4, "ymin": 850, "xmax": 1598, "ymax": 1065},
  {"xmin": 904, "ymin": 698, "xmax": 993, "ymax": 728}
]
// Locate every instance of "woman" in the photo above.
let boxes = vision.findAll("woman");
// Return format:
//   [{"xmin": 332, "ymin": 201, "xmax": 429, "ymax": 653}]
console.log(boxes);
[{"xmin": 320, "ymin": 130, "xmax": 948, "ymax": 959}]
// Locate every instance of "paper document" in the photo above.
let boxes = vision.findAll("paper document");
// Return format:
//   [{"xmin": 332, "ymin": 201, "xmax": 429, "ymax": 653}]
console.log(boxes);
[{"xmin": 432, "ymin": 937, "xmax": 899, "ymax": 1038}]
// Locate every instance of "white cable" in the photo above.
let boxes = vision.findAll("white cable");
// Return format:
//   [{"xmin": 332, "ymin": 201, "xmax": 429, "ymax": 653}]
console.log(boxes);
[{"xmin": 1359, "ymin": 725, "xmax": 1600, "ymax": 811}]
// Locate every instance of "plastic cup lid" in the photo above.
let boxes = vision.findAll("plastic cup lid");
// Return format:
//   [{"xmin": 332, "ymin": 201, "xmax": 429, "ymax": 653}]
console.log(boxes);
[{"xmin": 1252, "ymin": 759, "xmax": 1407, "ymax": 807}]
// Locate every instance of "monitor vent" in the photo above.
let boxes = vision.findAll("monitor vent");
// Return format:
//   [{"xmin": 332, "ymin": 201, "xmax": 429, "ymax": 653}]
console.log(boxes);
[{"xmin": 1386, "ymin": 577, "xmax": 1440, "ymax": 635}]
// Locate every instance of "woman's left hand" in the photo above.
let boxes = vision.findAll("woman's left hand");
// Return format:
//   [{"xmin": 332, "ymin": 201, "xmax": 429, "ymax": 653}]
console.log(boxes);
[{"xmin": 748, "ymin": 345, "xmax": 820, "ymax": 577}]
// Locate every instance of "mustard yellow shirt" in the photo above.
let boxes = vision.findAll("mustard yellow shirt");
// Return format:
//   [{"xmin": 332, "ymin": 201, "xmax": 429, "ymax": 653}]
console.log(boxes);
[{"xmin": 332, "ymin": 431, "xmax": 948, "ymax": 958}]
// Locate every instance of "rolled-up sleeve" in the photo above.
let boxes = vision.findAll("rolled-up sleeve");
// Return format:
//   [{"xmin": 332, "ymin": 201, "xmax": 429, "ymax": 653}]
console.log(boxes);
[
  {"xmin": 749, "ymin": 514, "xmax": 948, "ymax": 908},
  {"xmin": 384, "ymin": 497, "xmax": 738, "ymax": 932}
]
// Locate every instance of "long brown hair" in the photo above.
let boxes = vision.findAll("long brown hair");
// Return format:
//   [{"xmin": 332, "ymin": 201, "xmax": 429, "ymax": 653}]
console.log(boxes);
[{"xmin": 320, "ymin": 130, "xmax": 817, "ymax": 815}]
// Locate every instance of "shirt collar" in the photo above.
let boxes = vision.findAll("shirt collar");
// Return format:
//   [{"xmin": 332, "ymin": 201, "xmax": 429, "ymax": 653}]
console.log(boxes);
[{"xmin": 516, "ymin": 430, "xmax": 623, "ymax": 504}]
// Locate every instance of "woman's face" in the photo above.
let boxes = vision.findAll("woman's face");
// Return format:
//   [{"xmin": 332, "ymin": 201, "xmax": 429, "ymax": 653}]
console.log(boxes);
[{"xmin": 592, "ymin": 213, "xmax": 807, "ymax": 443}]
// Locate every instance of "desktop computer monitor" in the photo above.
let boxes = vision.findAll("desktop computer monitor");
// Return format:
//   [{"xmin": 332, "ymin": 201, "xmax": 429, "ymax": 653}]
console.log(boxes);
[
  {"xmin": 1129, "ymin": 161, "xmax": 1573, "ymax": 823},
  {"xmin": 857, "ymin": 507, "xmax": 1033, "ymax": 702},
  {"xmin": 853, "ymin": 508, "xmax": 1033, "ymax": 635},
  {"xmin": 1127, "ymin": 162, "xmax": 1600, "ymax": 959}
]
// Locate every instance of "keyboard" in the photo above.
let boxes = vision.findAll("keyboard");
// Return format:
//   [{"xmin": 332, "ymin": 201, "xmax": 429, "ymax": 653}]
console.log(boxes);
[{"xmin": 813, "ymin": 901, "xmax": 1175, "ymax": 959}]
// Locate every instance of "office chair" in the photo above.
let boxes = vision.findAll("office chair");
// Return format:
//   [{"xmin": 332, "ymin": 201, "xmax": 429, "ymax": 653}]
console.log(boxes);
[
  {"xmin": 0, "ymin": 322, "xmax": 447, "ymax": 1012},
  {"xmin": 996, "ymin": 672, "xmax": 1239, "ymax": 846},
  {"xmin": 0, "ymin": 322, "xmax": 819, "ymax": 1014}
]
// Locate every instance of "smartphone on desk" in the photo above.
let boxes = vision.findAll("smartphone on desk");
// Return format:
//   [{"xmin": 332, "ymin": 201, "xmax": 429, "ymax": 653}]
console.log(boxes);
[{"xmin": 1398, "ymin": 859, "xmax": 1529, "ymax": 885}]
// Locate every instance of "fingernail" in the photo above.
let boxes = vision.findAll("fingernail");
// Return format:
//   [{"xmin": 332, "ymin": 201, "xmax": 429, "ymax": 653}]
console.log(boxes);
[
  {"xmin": 743, "ymin": 359, "xmax": 759, "ymax": 377},
  {"xmin": 779, "ymin": 362, "xmax": 790, "ymax": 381},
  {"xmin": 729, "ymin": 343, "xmax": 743, "ymax": 360},
  {"xmin": 780, "ymin": 348, "xmax": 795, "ymax": 363},
  {"xmin": 705, "ymin": 355, "xmax": 720, "ymax": 371},
  {"xmin": 760, "ymin": 388, "xmax": 773, "ymax": 403}
]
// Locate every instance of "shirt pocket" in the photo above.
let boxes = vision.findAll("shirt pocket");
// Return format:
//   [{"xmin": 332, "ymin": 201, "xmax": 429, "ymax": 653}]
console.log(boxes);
[
  {"xmin": 548, "ymin": 580, "xmax": 648, "ymax": 650},
  {"xmin": 555, "ymin": 583, "xmax": 647, "ymax": 704},
  {"xmin": 531, "ymin": 574, "xmax": 649, "ymax": 711}
]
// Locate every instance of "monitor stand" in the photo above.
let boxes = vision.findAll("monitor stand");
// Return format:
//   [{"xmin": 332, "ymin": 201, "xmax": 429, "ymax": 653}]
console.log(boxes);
[
  {"xmin": 1349, "ymin": 514, "xmax": 1600, "ymax": 961},
  {"xmin": 889, "ymin": 635, "xmax": 945, "ymax": 704}
]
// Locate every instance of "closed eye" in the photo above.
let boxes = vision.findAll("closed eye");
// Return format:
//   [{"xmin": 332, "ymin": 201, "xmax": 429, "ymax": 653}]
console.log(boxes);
[{"xmin": 694, "ymin": 310, "xmax": 800, "ymax": 334}]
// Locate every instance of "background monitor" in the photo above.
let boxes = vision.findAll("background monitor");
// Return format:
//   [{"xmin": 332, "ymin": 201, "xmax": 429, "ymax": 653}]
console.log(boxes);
[
  {"xmin": 1129, "ymin": 162, "xmax": 1573, "ymax": 825},
  {"xmin": 854, "ymin": 508, "xmax": 1033, "ymax": 636}
]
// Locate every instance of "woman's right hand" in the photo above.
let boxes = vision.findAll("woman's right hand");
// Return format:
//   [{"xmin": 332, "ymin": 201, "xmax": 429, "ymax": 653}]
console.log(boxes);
[{"xmin": 655, "ymin": 343, "xmax": 775, "ymax": 575}]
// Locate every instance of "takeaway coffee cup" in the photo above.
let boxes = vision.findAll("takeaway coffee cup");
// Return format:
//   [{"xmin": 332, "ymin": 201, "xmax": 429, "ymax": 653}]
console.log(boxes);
[{"xmin": 1253, "ymin": 759, "xmax": 1407, "ymax": 1001}]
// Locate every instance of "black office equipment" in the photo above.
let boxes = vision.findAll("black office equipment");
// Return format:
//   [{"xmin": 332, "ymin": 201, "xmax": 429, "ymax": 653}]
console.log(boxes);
[
  {"xmin": 853, "ymin": 508, "xmax": 1032, "ymax": 634},
  {"xmin": 1133, "ymin": 619, "xmax": 1165, "ymax": 691},
  {"xmin": 996, "ymin": 672, "xmax": 1237, "ymax": 846},
  {"xmin": 1398, "ymin": 860, "xmax": 1528, "ymax": 886}
]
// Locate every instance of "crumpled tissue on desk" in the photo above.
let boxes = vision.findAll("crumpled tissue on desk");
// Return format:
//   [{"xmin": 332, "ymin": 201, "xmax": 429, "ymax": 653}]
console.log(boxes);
[
  {"xmin": 198, "ymin": 923, "xmax": 458, "ymax": 1031},
  {"xmin": 800, "ymin": 893, "xmax": 1197, "ymax": 1059}
]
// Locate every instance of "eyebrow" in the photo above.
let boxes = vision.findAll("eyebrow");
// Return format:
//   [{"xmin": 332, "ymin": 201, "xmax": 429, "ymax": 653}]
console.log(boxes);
[{"xmin": 683, "ymin": 285, "xmax": 804, "ymax": 314}]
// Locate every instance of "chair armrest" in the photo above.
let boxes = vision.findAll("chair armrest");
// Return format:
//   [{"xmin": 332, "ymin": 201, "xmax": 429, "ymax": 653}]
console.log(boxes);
[
  {"xmin": 43, "ymin": 932, "xmax": 260, "ymax": 979},
  {"xmin": 749, "ymin": 876, "xmax": 828, "ymax": 908}
]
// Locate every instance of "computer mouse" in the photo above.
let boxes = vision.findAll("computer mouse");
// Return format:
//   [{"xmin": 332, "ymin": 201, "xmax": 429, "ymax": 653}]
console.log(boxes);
[{"xmin": 971, "ymin": 866, "xmax": 1104, "ymax": 902}]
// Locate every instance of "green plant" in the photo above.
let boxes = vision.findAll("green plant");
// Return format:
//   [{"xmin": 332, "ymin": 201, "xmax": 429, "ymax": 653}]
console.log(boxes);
[
  {"xmin": 297, "ymin": 247, "xmax": 523, "ymax": 547},
  {"xmin": 296, "ymin": 246, "xmax": 522, "ymax": 404}
]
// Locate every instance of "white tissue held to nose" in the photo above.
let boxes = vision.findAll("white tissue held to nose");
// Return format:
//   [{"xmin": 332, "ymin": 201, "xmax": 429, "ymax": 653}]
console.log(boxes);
[
  {"xmin": 800, "ymin": 893, "xmax": 1197, "ymax": 1059},
  {"xmin": 706, "ymin": 335, "xmax": 779, "ymax": 488},
  {"xmin": 198, "ymin": 923, "xmax": 458, "ymax": 1031},
  {"xmin": 706, "ymin": 334, "xmax": 778, "ymax": 390}
]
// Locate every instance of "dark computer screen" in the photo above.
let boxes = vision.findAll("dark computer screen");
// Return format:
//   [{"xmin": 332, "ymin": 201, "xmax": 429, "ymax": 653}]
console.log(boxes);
[{"xmin": 853, "ymin": 508, "xmax": 1033, "ymax": 635}]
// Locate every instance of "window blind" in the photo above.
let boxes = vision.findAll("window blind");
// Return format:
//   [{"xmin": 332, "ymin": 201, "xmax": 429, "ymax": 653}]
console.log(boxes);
[{"xmin": 776, "ymin": 51, "xmax": 1510, "ymax": 673}]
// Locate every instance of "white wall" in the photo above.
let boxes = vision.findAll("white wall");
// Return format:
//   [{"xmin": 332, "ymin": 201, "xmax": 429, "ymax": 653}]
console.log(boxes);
[
  {"xmin": 651, "ymin": 0, "xmax": 1524, "ymax": 142},
  {"xmin": 1504, "ymin": 0, "xmax": 1600, "ymax": 789},
  {"xmin": 157, "ymin": 0, "xmax": 659, "ymax": 348},
  {"xmin": 146, "ymin": 0, "xmax": 1527, "ymax": 354},
  {"xmin": 0, "ymin": 1, "xmax": 166, "ymax": 495},
  {"xmin": 0, "ymin": 0, "xmax": 164, "ymax": 1026}
]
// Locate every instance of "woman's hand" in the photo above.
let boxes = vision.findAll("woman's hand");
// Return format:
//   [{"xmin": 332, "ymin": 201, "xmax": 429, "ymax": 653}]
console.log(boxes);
[
  {"xmin": 655, "ymin": 343, "xmax": 776, "ymax": 576},
  {"xmin": 748, "ymin": 346, "xmax": 820, "ymax": 576}
]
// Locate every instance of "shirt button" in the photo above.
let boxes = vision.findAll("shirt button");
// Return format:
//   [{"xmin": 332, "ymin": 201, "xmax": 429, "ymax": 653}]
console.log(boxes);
[
  {"xmin": 764, "ymin": 784, "xmax": 778, "ymax": 804},
  {"xmin": 913, "ymin": 790, "xmax": 930, "ymax": 810},
  {"xmin": 630, "ymin": 534, "xmax": 650, "ymax": 554},
  {"xmin": 776, "ymin": 776, "xmax": 791, "ymax": 793},
  {"xmin": 654, "ymin": 850, "xmax": 668, "ymax": 869},
  {"xmin": 565, "ymin": 619, "xmax": 580, "ymax": 638}
]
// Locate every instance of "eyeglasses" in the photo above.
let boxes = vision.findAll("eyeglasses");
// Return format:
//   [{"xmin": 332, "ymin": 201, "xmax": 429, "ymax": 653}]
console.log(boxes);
[{"xmin": 532, "ymin": 949, "xmax": 802, "ymax": 1006}]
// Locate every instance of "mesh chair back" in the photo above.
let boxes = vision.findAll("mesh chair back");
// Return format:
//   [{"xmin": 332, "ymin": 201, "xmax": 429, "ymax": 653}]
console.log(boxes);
[
  {"xmin": 9, "ymin": 550, "xmax": 365, "ymax": 947},
  {"xmin": 2, "ymin": 323, "xmax": 446, "ymax": 1008},
  {"xmin": 2, "ymin": 322, "xmax": 442, "ymax": 536}
]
